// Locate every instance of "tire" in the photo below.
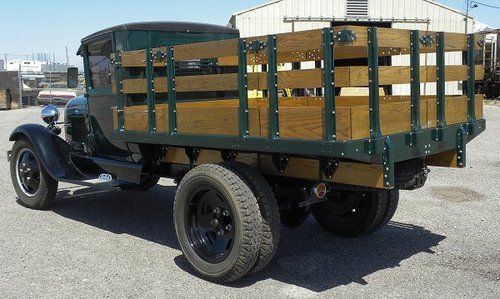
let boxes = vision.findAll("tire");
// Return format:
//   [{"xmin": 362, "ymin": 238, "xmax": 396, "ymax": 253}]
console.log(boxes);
[
  {"xmin": 395, "ymin": 159, "xmax": 429, "ymax": 190},
  {"xmin": 311, "ymin": 190, "xmax": 393, "ymax": 238},
  {"xmin": 221, "ymin": 162, "xmax": 280, "ymax": 274},
  {"xmin": 10, "ymin": 138, "xmax": 58, "ymax": 210},
  {"xmin": 133, "ymin": 175, "xmax": 160, "ymax": 191},
  {"xmin": 376, "ymin": 190, "xmax": 399, "ymax": 230},
  {"xmin": 173, "ymin": 164, "xmax": 262, "ymax": 283}
]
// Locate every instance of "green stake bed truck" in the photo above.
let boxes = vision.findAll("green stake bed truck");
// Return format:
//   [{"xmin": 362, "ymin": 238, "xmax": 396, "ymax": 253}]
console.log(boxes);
[{"xmin": 8, "ymin": 22, "xmax": 486, "ymax": 283}]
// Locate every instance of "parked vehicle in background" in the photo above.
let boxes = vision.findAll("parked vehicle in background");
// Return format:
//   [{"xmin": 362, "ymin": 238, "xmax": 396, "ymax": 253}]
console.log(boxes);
[{"xmin": 37, "ymin": 82, "xmax": 83, "ymax": 105}]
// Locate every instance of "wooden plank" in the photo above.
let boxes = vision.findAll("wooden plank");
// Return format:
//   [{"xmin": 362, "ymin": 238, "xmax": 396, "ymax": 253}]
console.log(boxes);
[
  {"xmin": 445, "ymin": 96, "xmax": 468, "ymax": 125},
  {"xmin": 426, "ymin": 150, "xmax": 459, "ymax": 168},
  {"xmin": 276, "ymin": 29, "xmax": 324, "ymax": 52},
  {"xmin": 476, "ymin": 95, "xmax": 484, "ymax": 120},
  {"xmin": 350, "ymin": 99, "xmax": 430, "ymax": 139},
  {"xmin": 162, "ymin": 147, "xmax": 386, "ymax": 189},
  {"xmin": 348, "ymin": 65, "xmax": 482, "ymax": 87},
  {"xmin": 259, "ymin": 106, "xmax": 352, "ymax": 141},
  {"xmin": 173, "ymin": 39, "xmax": 238, "ymax": 61},
  {"xmin": 176, "ymin": 73, "xmax": 238, "ymax": 92}
]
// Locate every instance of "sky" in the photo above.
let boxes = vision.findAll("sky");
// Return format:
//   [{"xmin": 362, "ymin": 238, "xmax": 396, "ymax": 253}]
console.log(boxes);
[{"xmin": 0, "ymin": 0, "xmax": 498, "ymax": 68}]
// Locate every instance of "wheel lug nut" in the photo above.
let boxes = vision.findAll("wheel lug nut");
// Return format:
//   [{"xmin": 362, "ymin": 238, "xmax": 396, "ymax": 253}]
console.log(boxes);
[
  {"xmin": 217, "ymin": 229, "xmax": 225, "ymax": 236},
  {"xmin": 213, "ymin": 207, "xmax": 221, "ymax": 214},
  {"xmin": 225, "ymin": 224, "xmax": 232, "ymax": 231},
  {"xmin": 222, "ymin": 210, "xmax": 230, "ymax": 217}
]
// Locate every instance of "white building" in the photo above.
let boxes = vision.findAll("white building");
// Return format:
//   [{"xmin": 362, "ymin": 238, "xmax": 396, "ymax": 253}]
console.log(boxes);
[
  {"xmin": 229, "ymin": 0, "xmax": 476, "ymax": 95},
  {"xmin": 6, "ymin": 60, "xmax": 43, "ymax": 73}
]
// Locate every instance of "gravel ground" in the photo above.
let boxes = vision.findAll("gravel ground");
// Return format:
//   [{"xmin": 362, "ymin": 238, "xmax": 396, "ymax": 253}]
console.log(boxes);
[{"xmin": 0, "ymin": 106, "xmax": 499, "ymax": 298}]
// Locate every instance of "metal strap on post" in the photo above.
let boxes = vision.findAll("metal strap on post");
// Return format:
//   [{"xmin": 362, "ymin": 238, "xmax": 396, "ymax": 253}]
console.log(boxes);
[
  {"xmin": 145, "ymin": 49, "xmax": 156, "ymax": 133},
  {"xmin": 238, "ymin": 38, "xmax": 250, "ymax": 138},
  {"xmin": 323, "ymin": 28, "xmax": 336, "ymax": 142},
  {"xmin": 267, "ymin": 35, "xmax": 279, "ymax": 140},
  {"xmin": 167, "ymin": 47, "xmax": 178, "ymax": 134},
  {"xmin": 368, "ymin": 27, "xmax": 382, "ymax": 140},
  {"xmin": 110, "ymin": 33, "xmax": 124, "ymax": 131},
  {"xmin": 467, "ymin": 34, "xmax": 476, "ymax": 123},
  {"xmin": 436, "ymin": 32, "xmax": 446, "ymax": 128},
  {"xmin": 410, "ymin": 30, "xmax": 421, "ymax": 132}
]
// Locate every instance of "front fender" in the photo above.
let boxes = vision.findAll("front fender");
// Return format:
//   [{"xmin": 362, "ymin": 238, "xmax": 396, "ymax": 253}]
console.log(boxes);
[{"xmin": 10, "ymin": 124, "xmax": 88, "ymax": 182}]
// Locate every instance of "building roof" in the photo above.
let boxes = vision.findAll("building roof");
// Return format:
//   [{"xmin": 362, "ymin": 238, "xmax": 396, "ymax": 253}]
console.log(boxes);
[
  {"xmin": 81, "ymin": 21, "xmax": 238, "ymax": 44},
  {"xmin": 232, "ymin": 0, "xmax": 470, "ymax": 18}
]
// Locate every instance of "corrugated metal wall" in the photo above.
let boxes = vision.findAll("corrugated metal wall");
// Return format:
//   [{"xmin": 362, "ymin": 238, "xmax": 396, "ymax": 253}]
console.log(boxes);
[{"xmin": 231, "ymin": 0, "xmax": 475, "ymax": 95}]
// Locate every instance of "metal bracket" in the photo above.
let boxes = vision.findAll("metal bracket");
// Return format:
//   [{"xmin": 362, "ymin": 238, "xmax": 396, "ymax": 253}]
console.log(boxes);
[
  {"xmin": 153, "ymin": 50, "xmax": 167, "ymax": 61},
  {"xmin": 334, "ymin": 29, "xmax": 357, "ymax": 44},
  {"xmin": 477, "ymin": 37, "xmax": 485, "ymax": 48},
  {"xmin": 456, "ymin": 126, "xmax": 467, "ymax": 168},
  {"xmin": 247, "ymin": 40, "xmax": 267, "ymax": 54},
  {"xmin": 272, "ymin": 154, "xmax": 289, "ymax": 174},
  {"xmin": 320, "ymin": 157, "xmax": 339, "ymax": 180},
  {"xmin": 221, "ymin": 150, "xmax": 238, "ymax": 162},
  {"xmin": 185, "ymin": 148, "xmax": 200, "ymax": 165},
  {"xmin": 383, "ymin": 138, "xmax": 395, "ymax": 188},
  {"xmin": 405, "ymin": 132, "xmax": 420, "ymax": 147},
  {"xmin": 432, "ymin": 128, "xmax": 444, "ymax": 142},
  {"xmin": 419, "ymin": 34, "xmax": 435, "ymax": 47}
]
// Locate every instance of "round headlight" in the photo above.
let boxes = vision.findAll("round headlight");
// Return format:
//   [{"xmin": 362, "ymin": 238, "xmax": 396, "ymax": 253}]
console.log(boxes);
[{"xmin": 41, "ymin": 105, "xmax": 60, "ymax": 124}]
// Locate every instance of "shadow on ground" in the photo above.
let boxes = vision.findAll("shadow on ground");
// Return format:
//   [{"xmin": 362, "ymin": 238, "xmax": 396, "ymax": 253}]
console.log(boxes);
[{"xmin": 50, "ymin": 185, "xmax": 446, "ymax": 292}]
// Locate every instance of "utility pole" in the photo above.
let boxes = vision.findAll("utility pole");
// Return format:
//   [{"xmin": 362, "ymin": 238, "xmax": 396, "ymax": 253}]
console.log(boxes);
[
  {"xmin": 465, "ymin": 0, "xmax": 478, "ymax": 34},
  {"xmin": 65, "ymin": 46, "xmax": 70, "ymax": 65}
]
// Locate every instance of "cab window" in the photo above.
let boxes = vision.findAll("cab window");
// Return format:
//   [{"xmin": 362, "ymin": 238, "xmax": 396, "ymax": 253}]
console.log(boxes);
[{"xmin": 87, "ymin": 38, "xmax": 113, "ymax": 88}]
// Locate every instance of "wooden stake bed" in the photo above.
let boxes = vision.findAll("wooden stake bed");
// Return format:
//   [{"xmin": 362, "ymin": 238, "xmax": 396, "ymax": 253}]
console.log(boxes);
[{"xmin": 110, "ymin": 25, "xmax": 486, "ymax": 189}]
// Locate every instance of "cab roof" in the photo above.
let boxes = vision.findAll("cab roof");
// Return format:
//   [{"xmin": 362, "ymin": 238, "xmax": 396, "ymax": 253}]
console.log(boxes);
[{"xmin": 81, "ymin": 21, "xmax": 238, "ymax": 44}]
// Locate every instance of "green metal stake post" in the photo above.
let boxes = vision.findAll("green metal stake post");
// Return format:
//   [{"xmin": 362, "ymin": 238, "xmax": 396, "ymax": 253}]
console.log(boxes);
[
  {"xmin": 466, "ymin": 34, "xmax": 476, "ymax": 123},
  {"xmin": 410, "ymin": 30, "xmax": 422, "ymax": 133},
  {"xmin": 167, "ymin": 46, "xmax": 178, "ymax": 134},
  {"xmin": 145, "ymin": 49, "xmax": 157, "ymax": 133},
  {"xmin": 323, "ymin": 28, "xmax": 336, "ymax": 142},
  {"xmin": 368, "ymin": 27, "xmax": 382, "ymax": 141},
  {"xmin": 436, "ymin": 32, "xmax": 446, "ymax": 128},
  {"xmin": 267, "ymin": 35, "xmax": 279, "ymax": 140},
  {"xmin": 238, "ymin": 38, "xmax": 250, "ymax": 138}
]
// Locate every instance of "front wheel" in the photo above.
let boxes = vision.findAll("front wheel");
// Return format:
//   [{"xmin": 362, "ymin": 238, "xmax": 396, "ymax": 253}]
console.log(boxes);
[
  {"xmin": 173, "ymin": 164, "xmax": 262, "ymax": 283},
  {"xmin": 312, "ymin": 189, "xmax": 399, "ymax": 237},
  {"xmin": 10, "ymin": 138, "xmax": 58, "ymax": 209}
]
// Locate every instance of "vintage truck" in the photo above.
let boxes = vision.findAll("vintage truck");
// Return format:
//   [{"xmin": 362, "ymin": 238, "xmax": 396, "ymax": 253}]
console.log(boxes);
[{"xmin": 8, "ymin": 22, "xmax": 486, "ymax": 283}]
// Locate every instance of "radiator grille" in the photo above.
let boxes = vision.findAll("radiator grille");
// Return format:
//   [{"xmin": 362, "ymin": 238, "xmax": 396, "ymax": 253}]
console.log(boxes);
[{"xmin": 346, "ymin": 0, "xmax": 369, "ymax": 17}]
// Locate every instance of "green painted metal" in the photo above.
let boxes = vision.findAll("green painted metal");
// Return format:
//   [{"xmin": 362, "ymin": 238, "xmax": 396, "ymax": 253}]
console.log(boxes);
[
  {"xmin": 81, "ymin": 47, "xmax": 93, "ymax": 91},
  {"xmin": 112, "ymin": 119, "xmax": 486, "ymax": 165},
  {"xmin": 410, "ymin": 30, "xmax": 422, "ymax": 133},
  {"xmin": 367, "ymin": 27, "xmax": 381, "ymax": 141},
  {"xmin": 267, "ymin": 35, "xmax": 279, "ymax": 140},
  {"xmin": 436, "ymin": 32, "xmax": 446, "ymax": 129},
  {"xmin": 323, "ymin": 28, "xmax": 336, "ymax": 142},
  {"xmin": 145, "ymin": 48, "xmax": 157, "ymax": 133},
  {"xmin": 467, "ymin": 34, "xmax": 476, "ymax": 123},
  {"xmin": 111, "ymin": 33, "xmax": 124, "ymax": 131},
  {"xmin": 456, "ymin": 126, "xmax": 467, "ymax": 167},
  {"xmin": 237, "ymin": 38, "xmax": 250, "ymax": 137},
  {"xmin": 383, "ymin": 137, "xmax": 395, "ymax": 188},
  {"xmin": 166, "ymin": 46, "xmax": 178, "ymax": 134}
]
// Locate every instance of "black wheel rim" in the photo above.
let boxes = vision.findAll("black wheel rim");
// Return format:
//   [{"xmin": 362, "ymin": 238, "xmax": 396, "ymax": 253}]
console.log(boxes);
[
  {"xmin": 15, "ymin": 149, "xmax": 41, "ymax": 197},
  {"xmin": 328, "ymin": 191, "xmax": 366, "ymax": 217},
  {"xmin": 186, "ymin": 186, "xmax": 235, "ymax": 264}
]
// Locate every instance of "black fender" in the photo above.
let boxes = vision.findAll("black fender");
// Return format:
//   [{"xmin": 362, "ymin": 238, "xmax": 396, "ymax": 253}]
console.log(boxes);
[
  {"xmin": 10, "ymin": 124, "xmax": 144, "ymax": 184},
  {"xmin": 10, "ymin": 124, "xmax": 89, "ymax": 182}
]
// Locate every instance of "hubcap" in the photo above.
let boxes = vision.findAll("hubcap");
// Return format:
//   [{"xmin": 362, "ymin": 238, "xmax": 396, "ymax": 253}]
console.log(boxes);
[
  {"xmin": 186, "ymin": 187, "xmax": 235, "ymax": 263},
  {"xmin": 15, "ymin": 148, "xmax": 41, "ymax": 197}
]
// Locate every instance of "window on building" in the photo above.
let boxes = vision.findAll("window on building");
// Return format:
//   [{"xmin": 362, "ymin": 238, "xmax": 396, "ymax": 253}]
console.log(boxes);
[{"xmin": 87, "ymin": 37, "xmax": 113, "ymax": 88}]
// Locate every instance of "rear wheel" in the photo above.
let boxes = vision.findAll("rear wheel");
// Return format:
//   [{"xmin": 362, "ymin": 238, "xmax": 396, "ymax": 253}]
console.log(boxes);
[
  {"xmin": 221, "ymin": 162, "xmax": 281, "ymax": 274},
  {"xmin": 311, "ymin": 189, "xmax": 398, "ymax": 237},
  {"xmin": 173, "ymin": 164, "xmax": 262, "ymax": 283},
  {"xmin": 10, "ymin": 139, "xmax": 58, "ymax": 209}
]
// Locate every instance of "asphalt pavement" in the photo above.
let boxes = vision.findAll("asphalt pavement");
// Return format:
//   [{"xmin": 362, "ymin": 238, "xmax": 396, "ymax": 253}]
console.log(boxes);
[{"xmin": 0, "ymin": 106, "xmax": 499, "ymax": 298}]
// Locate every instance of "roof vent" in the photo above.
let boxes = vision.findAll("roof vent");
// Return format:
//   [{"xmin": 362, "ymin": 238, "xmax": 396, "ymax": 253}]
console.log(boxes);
[{"xmin": 346, "ymin": 0, "xmax": 369, "ymax": 17}]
